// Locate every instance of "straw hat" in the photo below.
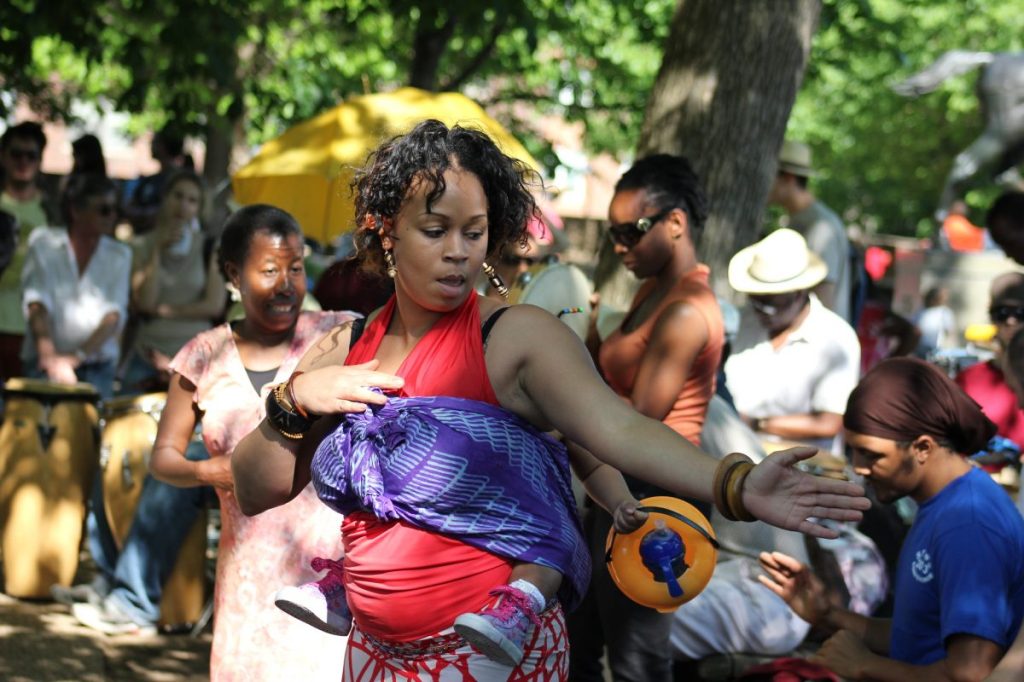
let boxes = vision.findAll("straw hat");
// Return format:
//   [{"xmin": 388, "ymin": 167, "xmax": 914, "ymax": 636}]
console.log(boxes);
[
  {"xmin": 728, "ymin": 228, "xmax": 828, "ymax": 294},
  {"xmin": 777, "ymin": 140, "xmax": 815, "ymax": 178}
]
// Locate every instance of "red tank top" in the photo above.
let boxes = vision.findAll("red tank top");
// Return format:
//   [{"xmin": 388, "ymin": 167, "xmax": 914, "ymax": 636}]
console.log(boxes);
[{"xmin": 341, "ymin": 293, "xmax": 512, "ymax": 641}]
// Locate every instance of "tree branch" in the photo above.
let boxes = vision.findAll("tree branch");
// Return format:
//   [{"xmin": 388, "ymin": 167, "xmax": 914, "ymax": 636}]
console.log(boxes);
[{"xmin": 441, "ymin": 17, "xmax": 507, "ymax": 92}]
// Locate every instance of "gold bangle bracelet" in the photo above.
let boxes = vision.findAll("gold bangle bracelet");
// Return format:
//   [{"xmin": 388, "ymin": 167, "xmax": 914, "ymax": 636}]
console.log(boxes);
[
  {"xmin": 725, "ymin": 462, "xmax": 757, "ymax": 522},
  {"xmin": 713, "ymin": 453, "xmax": 754, "ymax": 521}
]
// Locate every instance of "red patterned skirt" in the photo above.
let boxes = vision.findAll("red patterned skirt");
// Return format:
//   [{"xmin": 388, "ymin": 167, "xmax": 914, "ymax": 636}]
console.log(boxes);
[{"xmin": 342, "ymin": 605, "xmax": 569, "ymax": 681}]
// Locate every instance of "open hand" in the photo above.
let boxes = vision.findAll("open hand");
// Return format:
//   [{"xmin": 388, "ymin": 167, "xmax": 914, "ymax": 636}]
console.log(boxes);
[
  {"xmin": 291, "ymin": 360, "xmax": 404, "ymax": 416},
  {"xmin": 810, "ymin": 629, "xmax": 872, "ymax": 679},
  {"xmin": 744, "ymin": 446, "xmax": 870, "ymax": 539},
  {"xmin": 43, "ymin": 355, "xmax": 79, "ymax": 385},
  {"xmin": 758, "ymin": 550, "xmax": 830, "ymax": 627},
  {"xmin": 612, "ymin": 498, "xmax": 648, "ymax": 533}
]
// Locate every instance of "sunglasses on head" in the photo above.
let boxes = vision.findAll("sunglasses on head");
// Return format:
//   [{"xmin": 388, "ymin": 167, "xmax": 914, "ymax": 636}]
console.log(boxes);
[
  {"xmin": 8, "ymin": 149, "xmax": 39, "ymax": 162},
  {"xmin": 606, "ymin": 208, "xmax": 672, "ymax": 249},
  {"xmin": 749, "ymin": 292, "xmax": 802, "ymax": 316},
  {"xmin": 991, "ymin": 305, "xmax": 1024, "ymax": 324}
]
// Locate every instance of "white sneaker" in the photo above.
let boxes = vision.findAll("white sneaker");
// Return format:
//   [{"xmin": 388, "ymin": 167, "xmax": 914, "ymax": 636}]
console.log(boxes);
[
  {"xmin": 72, "ymin": 600, "xmax": 158, "ymax": 637},
  {"xmin": 274, "ymin": 558, "xmax": 352, "ymax": 636}
]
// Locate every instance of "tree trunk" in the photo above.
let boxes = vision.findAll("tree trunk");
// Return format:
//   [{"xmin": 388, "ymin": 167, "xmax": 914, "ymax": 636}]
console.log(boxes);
[
  {"xmin": 409, "ymin": 9, "xmax": 457, "ymax": 91},
  {"xmin": 599, "ymin": 0, "xmax": 820, "ymax": 307}
]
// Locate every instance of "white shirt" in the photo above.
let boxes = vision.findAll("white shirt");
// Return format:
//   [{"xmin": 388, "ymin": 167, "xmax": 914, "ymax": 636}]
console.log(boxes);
[
  {"xmin": 724, "ymin": 294, "xmax": 860, "ymax": 451},
  {"xmin": 21, "ymin": 227, "xmax": 131, "ymax": 363}
]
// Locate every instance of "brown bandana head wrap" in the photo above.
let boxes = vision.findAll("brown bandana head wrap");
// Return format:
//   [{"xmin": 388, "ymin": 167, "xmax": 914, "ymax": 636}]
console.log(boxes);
[{"xmin": 844, "ymin": 357, "xmax": 996, "ymax": 454}]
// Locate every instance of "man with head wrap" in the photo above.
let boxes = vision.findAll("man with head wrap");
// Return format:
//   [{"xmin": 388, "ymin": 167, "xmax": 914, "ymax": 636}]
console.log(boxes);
[{"xmin": 760, "ymin": 358, "xmax": 1024, "ymax": 681}]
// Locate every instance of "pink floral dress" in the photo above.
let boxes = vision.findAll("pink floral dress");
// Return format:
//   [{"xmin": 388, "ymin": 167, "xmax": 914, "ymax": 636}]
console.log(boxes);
[{"xmin": 170, "ymin": 311, "xmax": 355, "ymax": 681}]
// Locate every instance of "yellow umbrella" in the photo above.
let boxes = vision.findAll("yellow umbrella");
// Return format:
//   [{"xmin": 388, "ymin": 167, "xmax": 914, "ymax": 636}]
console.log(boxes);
[{"xmin": 232, "ymin": 87, "xmax": 539, "ymax": 244}]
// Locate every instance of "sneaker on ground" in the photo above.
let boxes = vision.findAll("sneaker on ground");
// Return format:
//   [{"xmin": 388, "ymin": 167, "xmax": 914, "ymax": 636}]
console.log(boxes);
[
  {"xmin": 453, "ymin": 586, "xmax": 542, "ymax": 667},
  {"xmin": 51, "ymin": 583, "xmax": 103, "ymax": 607},
  {"xmin": 273, "ymin": 557, "xmax": 352, "ymax": 636},
  {"xmin": 72, "ymin": 600, "xmax": 158, "ymax": 636}
]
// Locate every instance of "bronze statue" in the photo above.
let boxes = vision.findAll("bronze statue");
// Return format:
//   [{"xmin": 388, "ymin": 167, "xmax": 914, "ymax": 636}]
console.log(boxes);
[{"xmin": 893, "ymin": 51, "xmax": 1024, "ymax": 217}]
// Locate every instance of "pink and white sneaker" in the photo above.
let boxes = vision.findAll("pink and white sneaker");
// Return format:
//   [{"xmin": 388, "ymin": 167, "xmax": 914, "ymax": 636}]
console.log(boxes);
[
  {"xmin": 453, "ymin": 585, "xmax": 542, "ymax": 667},
  {"xmin": 274, "ymin": 557, "xmax": 352, "ymax": 636}
]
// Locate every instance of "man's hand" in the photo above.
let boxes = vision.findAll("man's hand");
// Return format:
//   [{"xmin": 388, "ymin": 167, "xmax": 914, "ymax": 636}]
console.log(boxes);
[
  {"xmin": 758, "ymin": 550, "xmax": 832, "ymax": 628},
  {"xmin": 810, "ymin": 629, "xmax": 874, "ymax": 680},
  {"xmin": 42, "ymin": 355, "xmax": 79, "ymax": 385}
]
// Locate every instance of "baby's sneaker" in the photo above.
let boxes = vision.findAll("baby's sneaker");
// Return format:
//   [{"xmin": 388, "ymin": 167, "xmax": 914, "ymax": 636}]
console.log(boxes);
[
  {"xmin": 453, "ymin": 585, "xmax": 542, "ymax": 667},
  {"xmin": 274, "ymin": 557, "xmax": 352, "ymax": 636}
]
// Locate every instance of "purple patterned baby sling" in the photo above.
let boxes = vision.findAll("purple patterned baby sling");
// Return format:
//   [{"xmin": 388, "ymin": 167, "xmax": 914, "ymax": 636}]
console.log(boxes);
[{"xmin": 310, "ymin": 395, "xmax": 590, "ymax": 610}]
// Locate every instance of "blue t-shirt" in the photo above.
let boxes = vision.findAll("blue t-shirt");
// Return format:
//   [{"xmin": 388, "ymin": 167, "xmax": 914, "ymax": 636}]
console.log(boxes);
[{"xmin": 890, "ymin": 467, "xmax": 1024, "ymax": 664}]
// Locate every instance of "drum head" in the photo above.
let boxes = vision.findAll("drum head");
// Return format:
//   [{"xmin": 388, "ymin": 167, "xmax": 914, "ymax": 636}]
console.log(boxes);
[
  {"xmin": 516, "ymin": 263, "xmax": 592, "ymax": 340},
  {"xmin": 3, "ymin": 377, "xmax": 99, "ymax": 399}
]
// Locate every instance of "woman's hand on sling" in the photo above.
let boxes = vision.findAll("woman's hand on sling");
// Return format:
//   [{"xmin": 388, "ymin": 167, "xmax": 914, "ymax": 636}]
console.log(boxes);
[
  {"xmin": 291, "ymin": 360, "xmax": 404, "ymax": 416},
  {"xmin": 743, "ymin": 446, "xmax": 870, "ymax": 539}
]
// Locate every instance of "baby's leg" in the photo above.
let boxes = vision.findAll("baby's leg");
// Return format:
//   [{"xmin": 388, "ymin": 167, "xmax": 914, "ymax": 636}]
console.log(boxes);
[
  {"xmin": 454, "ymin": 562, "xmax": 564, "ymax": 667},
  {"xmin": 508, "ymin": 561, "xmax": 561, "ymax": 610},
  {"xmin": 274, "ymin": 555, "xmax": 352, "ymax": 636}
]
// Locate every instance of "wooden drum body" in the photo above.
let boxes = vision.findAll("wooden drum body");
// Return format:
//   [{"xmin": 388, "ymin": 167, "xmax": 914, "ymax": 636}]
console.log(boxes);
[
  {"xmin": 0, "ymin": 378, "xmax": 100, "ymax": 598},
  {"xmin": 99, "ymin": 392, "xmax": 207, "ymax": 625}
]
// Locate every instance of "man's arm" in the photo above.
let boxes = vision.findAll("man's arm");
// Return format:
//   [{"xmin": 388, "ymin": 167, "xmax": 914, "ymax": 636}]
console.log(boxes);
[
  {"xmin": 757, "ymin": 411, "xmax": 843, "ymax": 441},
  {"xmin": 816, "ymin": 630, "xmax": 1003, "ymax": 682}
]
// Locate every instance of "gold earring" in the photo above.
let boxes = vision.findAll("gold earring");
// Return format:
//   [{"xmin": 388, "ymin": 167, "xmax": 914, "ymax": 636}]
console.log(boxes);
[
  {"xmin": 481, "ymin": 261, "xmax": 509, "ymax": 300},
  {"xmin": 383, "ymin": 249, "xmax": 397, "ymax": 278}
]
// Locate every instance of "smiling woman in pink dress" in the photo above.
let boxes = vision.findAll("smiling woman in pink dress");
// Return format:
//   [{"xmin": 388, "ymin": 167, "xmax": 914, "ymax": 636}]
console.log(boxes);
[{"xmin": 149, "ymin": 204, "xmax": 398, "ymax": 680}]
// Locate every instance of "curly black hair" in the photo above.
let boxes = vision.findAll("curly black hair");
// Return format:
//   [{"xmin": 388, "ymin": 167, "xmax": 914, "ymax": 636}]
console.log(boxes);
[
  {"xmin": 614, "ymin": 154, "xmax": 709, "ymax": 248},
  {"xmin": 350, "ymin": 119, "xmax": 539, "ymax": 277},
  {"xmin": 218, "ymin": 204, "xmax": 303, "ymax": 280}
]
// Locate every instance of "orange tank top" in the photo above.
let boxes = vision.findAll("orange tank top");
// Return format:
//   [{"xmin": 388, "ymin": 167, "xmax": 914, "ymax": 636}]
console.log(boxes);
[
  {"xmin": 598, "ymin": 265, "xmax": 724, "ymax": 444},
  {"xmin": 341, "ymin": 293, "xmax": 512, "ymax": 641}
]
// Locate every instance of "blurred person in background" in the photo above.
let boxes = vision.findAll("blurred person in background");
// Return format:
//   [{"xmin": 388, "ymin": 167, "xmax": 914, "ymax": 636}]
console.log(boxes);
[
  {"xmin": 21, "ymin": 173, "xmax": 129, "ymax": 398},
  {"xmin": 0, "ymin": 121, "xmax": 59, "ymax": 381},
  {"xmin": 121, "ymin": 169, "xmax": 225, "ymax": 393},
  {"xmin": 987, "ymin": 191, "xmax": 1024, "ymax": 265},
  {"xmin": 725, "ymin": 228, "xmax": 860, "ymax": 454},
  {"xmin": 124, "ymin": 125, "xmax": 189, "ymax": 235},
  {"xmin": 912, "ymin": 286, "xmax": 956, "ymax": 358},
  {"xmin": 955, "ymin": 273, "xmax": 1024, "ymax": 449},
  {"xmin": 767, "ymin": 140, "xmax": 852, "ymax": 322},
  {"xmin": 72, "ymin": 134, "xmax": 108, "ymax": 178}
]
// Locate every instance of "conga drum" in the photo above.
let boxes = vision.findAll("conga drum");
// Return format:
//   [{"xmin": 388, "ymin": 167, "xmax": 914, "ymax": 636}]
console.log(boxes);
[
  {"xmin": 99, "ymin": 392, "xmax": 207, "ymax": 625},
  {"xmin": 509, "ymin": 262, "xmax": 593, "ymax": 340},
  {"xmin": 0, "ymin": 378, "xmax": 100, "ymax": 598}
]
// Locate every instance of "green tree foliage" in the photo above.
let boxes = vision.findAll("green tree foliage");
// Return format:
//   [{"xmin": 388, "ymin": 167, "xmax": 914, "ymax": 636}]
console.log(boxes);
[
  {"xmin": 0, "ymin": 0, "xmax": 673, "ymax": 185},
  {"xmin": 788, "ymin": 0, "xmax": 1024, "ymax": 238}
]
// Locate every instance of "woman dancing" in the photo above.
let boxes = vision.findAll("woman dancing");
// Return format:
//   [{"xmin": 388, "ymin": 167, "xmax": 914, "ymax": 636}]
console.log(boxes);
[{"xmin": 232, "ymin": 120, "xmax": 869, "ymax": 681}]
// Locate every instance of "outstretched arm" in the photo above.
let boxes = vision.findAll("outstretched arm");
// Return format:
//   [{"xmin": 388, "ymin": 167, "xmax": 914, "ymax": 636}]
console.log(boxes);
[{"xmin": 486, "ymin": 305, "xmax": 868, "ymax": 538}]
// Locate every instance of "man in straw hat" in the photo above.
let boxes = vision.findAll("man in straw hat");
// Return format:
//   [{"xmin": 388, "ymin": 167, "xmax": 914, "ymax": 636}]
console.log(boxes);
[
  {"xmin": 768, "ymin": 140, "xmax": 853, "ymax": 323},
  {"xmin": 724, "ymin": 228, "xmax": 860, "ymax": 454}
]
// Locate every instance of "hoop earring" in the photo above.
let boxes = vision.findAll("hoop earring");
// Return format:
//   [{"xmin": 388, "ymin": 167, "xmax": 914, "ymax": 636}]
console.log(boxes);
[
  {"xmin": 383, "ymin": 250, "xmax": 397, "ymax": 278},
  {"xmin": 481, "ymin": 261, "xmax": 509, "ymax": 300}
]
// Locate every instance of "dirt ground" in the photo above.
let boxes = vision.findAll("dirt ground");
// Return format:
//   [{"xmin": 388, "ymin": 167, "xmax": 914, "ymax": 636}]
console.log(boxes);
[{"xmin": 0, "ymin": 591, "xmax": 211, "ymax": 681}]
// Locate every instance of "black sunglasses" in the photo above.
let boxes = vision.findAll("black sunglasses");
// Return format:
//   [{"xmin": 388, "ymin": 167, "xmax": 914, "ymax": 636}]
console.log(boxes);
[
  {"xmin": 991, "ymin": 305, "xmax": 1024, "ymax": 324},
  {"xmin": 8, "ymin": 149, "xmax": 39, "ymax": 162},
  {"xmin": 606, "ymin": 209, "xmax": 672, "ymax": 249}
]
